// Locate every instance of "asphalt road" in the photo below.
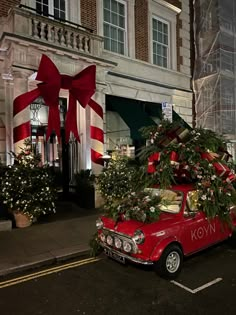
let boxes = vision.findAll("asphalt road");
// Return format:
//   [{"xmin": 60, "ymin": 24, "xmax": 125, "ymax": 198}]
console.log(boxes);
[{"xmin": 0, "ymin": 241, "xmax": 236, "ymax": 315}]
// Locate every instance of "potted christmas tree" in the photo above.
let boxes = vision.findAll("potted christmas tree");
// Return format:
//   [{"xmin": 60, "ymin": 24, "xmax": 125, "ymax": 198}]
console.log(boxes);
[{"xmin": 0, "ymin": 139, "xmax": 57, "ymax": 227}]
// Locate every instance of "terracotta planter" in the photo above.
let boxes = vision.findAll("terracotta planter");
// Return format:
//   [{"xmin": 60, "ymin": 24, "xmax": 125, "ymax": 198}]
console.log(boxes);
[{"xmin": 13, "ymin": 211, "xmax": 32, "ymax": 228}]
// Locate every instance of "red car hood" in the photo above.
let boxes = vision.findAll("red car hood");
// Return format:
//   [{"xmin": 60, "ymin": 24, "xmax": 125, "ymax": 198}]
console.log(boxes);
[{"xmin": 101, "ymin": 212, "xmax": 177, "ymax": 237}]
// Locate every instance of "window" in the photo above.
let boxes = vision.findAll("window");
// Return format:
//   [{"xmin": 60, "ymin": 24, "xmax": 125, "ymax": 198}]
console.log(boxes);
[
  {"xmin": 103, "ymin": 0, "xmax": 126, "ymax": 55},
  {"xmin": 36, "ymin": 0, "xmax": 66, "ymax": 20},
  {"xmin": 149, "ymin": 1, "xmax": 181, "ymax": 70},
  {"xmin": 152, "ymin": 17, "xmax": 169, "ymax": 68}
]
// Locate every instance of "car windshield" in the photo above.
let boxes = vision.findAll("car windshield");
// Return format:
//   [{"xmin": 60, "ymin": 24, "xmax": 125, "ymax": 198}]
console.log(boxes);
[{"xmin": 145, "ymin": 188, "xmax": 183, "ymax": 213}]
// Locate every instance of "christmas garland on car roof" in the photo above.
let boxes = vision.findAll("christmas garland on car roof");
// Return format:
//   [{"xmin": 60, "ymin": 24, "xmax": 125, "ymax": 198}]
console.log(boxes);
[{"xmin": 139, "ymin": 120, "xmax": 236, "ymax": 223}]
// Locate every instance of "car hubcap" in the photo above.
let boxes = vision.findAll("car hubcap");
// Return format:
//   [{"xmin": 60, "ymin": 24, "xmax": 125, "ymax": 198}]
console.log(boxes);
[{"xmin": 166, "ymin": 251, "xmax": 180, "ymax": 273}]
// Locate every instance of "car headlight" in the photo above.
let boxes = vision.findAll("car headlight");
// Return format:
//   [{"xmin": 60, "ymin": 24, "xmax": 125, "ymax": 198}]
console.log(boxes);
[
  {"xmin": 100, "ymin": 233, "xmax": 106, "ymax": 242},
  {"xmin": 96, "ymin": 218, "xmax": 103, "ymax": 229},
  {"xmin": 106, "ymin": 235, "xmax": 113, "ymax": 246},
  {"xmin": 123, "ymin": 240, "xmax": 132, "ymax": 253},
  {"xmin": 132, "ymin": 230, "xmax": 145, "ymax": 244},
  {"xmin": 114, "ymin": 237, "xmax": 122, "ymax": 249}
]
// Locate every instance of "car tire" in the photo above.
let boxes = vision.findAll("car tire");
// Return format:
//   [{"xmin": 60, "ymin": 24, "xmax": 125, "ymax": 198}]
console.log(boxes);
[
  {"xmin": 154, "ymin": 244, "xmax": 183, "ymax": 280},
  {"xmin": 228, "ymin": 230, "xmax": 236, "ymax": 248}
]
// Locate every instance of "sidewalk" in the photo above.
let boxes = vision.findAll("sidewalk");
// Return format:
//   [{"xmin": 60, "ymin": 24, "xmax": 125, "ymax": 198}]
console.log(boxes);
[{"xmin": 0, "ymin": 202, "xmax": 100, "ymax": 277}]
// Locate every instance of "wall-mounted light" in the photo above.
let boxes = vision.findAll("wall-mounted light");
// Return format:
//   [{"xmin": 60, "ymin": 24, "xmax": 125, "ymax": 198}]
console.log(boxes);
[{"xmin": 101, "ymin": 152, "xmax": 111, "ymax": 167}]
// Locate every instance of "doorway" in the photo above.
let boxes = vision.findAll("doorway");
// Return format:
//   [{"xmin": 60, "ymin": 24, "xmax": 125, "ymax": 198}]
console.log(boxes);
[{"xmin": 30, "ymin": 97, "xmax": 70, "ymax": 195}]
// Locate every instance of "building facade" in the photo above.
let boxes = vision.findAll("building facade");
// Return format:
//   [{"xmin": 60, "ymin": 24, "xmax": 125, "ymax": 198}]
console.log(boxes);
[
  {"xmin": 0, "ymin": 0, "xmax": 192, "ymax": 188},
  {"xmin": 193, "ymin": 0, "xmax": 236, "ymax": 158}
]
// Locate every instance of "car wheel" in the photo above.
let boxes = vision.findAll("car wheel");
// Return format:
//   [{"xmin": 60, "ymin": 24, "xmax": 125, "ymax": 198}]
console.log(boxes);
[
  {"xmin": 154, "ymin": 244, "xmax": 183, "ymax": 280},
  {"xmin": 228, "ymin": 230, "xmax": 236, "ymax": 248}
]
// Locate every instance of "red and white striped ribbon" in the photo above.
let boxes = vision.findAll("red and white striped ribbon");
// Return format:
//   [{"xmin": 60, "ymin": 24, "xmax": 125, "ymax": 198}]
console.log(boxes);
[{"xmin": 13, "ymin": 98, "xmax": 104, "ymax": 167}]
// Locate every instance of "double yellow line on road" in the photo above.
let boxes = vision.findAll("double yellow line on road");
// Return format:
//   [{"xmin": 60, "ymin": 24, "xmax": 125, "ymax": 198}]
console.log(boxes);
[{"xmin": 0, "ymin": 257, "xmax": 101, "ymax": 289}]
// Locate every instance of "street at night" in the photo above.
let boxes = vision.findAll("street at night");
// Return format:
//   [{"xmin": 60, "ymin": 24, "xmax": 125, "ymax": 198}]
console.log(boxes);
[{"xmin": 1, "ymin": 241, "xmax": 236, "ymax": 315}]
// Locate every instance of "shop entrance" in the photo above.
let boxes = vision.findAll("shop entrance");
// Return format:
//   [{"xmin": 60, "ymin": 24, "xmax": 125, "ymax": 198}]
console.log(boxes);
[{"xmin": 30, "ymin": 97, "xmax": 71, "ymax": 195}]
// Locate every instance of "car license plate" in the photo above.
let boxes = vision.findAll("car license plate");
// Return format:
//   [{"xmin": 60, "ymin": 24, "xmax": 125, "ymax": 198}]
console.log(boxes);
[{"xmin": 104, "ymin": 248, "xmax": 126, "ymax": 264}]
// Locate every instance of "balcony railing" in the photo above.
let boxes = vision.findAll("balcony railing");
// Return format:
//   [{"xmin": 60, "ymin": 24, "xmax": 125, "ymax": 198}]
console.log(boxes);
[{"xmin": 3, "ymin": 6, "xmax": 103, "ymax": 56}]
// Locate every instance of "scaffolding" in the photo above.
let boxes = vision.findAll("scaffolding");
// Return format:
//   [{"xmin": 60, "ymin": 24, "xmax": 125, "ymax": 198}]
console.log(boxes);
[{"xmin": 193, "ymin": 0, "xmax": 236, "ymax": 158}]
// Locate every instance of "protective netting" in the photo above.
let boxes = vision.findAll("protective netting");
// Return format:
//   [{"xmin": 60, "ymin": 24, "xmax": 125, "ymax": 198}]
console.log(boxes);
[{"xmin": 193, "ymin": 0, "xmax": 236, "ymax": 158}]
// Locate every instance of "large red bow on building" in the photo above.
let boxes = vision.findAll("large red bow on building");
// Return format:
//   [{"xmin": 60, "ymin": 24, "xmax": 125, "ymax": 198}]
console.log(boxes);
[{"xmin": 14, "ymin": 54, "xmax": 98, "ymax": 143}]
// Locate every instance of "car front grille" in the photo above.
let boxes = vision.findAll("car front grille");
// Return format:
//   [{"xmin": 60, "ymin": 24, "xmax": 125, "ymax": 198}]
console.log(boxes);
[{"xmin": 99, "ymin": 228, "xmax": 138, "ymax": 254}]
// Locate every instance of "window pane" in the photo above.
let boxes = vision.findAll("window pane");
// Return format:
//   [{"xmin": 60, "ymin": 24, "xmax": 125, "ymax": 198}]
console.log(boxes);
[
  {"xmin": 104, "ymin": 9, "xmax": 110, "ymax": 22},
  {"xmin": 111, "ymin": 0, "xmax": 117, "ymax": 12},
  {"xmin": 158, "ymin": 21, "xmax": 162, "ymax": 32},
  {"xmin": 164, "ymin": 23, "xmax": 168, "ymax": 34},
  {"xmin": 153, "ymin": 43, "xmax": 156, "ymax": 54},
  {"xmin": 158, "ymin": 31, "xmax": 162, "ymax": 42},
  {"xmin": 111, "ymin": 39, "xmax": 118, "ymax": 52},
  {"xmin": 118, "ymin": 29, "xmax": 124, "ymax": 41},
  {"xmin": 153, "ymin": 19, "xmax": 157, "ymax": 30},
  {"xmin": 118, "ymin": 2, "xmax": 124, "ymax": 15},
  {"xmin": 104, "ymin": 38, "xmax": 110, "ymax": 50},
  {"xmin": 54, "ymin": 0, "xmax": 59, "ymax": 8},
  {"xmin": 153, "ymin": 29, "xmax": 157, "ymax": 41},
  {"xmin": 111, "ymin": 26, "xmax": 118, "ymax": 40},
  {"xmin": 153, "ymin": 54, "xmax": 157, "ymax": 65},
  {"xmin": 61, "ymin": 0, "xmax": 65, "ymax": 11},
  {"xmin": 164, "ymin": 34, "xmax": 168, "ymax": 45},
  {"xmin": 111, "ymin": 12, "xmax": 118, "ymax": 25},
  {"xmin": 54, "ymin": 8, "xmax": 60, "ymax": 18},
  {"xmin": 104, "ymin": 24, "xmax": 110, "ymax": 37},
  {"xmin": 119, "ymin": 15, "xmax": 125, "ymax": 28},
  {"xmin": 163, "ymin": 57, "xmax": 167, "ymax": 68},
  {"xmin": 104, "ymin": 0, "xmax": 110, "ymax": 9},
  {"xmin": 157, "ymin": 56, "xmax": 162, "ymax": 66},
  {"xmin": 60, "ymin": 11, "xmax": 65, "ymax": 20},
  {"xmin": 163, "ymin": 46, "xmax": 167, "ymax": 58},
  {"xmin": 118, "ymin": 42, "xmax": 124, "ymax": 54},
  {"xmin": 36, "ymin": 2, "xmax": 41, "ymax": 12}
]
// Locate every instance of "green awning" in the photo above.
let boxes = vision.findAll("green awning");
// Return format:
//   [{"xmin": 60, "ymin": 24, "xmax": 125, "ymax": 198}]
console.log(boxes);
[
  {"xmin": 106, "ymin": 96, "xmax": 157, "ymax": 140},
  {"xmin": 106, "ymin": 95, "xmax": 190, "ymax": 141}
]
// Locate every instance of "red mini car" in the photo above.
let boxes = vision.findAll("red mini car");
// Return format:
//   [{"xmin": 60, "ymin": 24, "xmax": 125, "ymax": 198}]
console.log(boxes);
[{"xmin": 96, "ymin": 184, "xmax": 236, "ymax": 279}]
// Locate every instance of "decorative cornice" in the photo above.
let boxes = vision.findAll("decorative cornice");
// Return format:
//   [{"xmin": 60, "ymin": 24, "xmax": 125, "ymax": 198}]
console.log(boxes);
[{"xmin": 152, "ymin": 0, "xmax": 182, "ymax": 14}]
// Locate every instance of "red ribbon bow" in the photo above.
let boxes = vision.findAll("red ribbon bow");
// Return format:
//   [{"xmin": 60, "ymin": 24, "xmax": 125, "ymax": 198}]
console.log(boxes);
[{"xmin": 14, "ymin": 54, "xmax": 97, "ymax": 143}]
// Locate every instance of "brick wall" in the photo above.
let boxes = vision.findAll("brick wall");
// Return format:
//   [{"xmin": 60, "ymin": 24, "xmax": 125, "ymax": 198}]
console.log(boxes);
[
  {"xmin": 135, "ymin": 0, "xmax": 149, "ymax": 62},
  {"xmin": 80, "ymin": 0, "xmax": 97, "ymax": 33},
  {"xmin": 0, "ymin": 0, "xmax": 20, "ymax": 17}
]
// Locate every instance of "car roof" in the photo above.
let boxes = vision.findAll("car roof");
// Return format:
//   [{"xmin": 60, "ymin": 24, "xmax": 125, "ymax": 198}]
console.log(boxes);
[{"xmin": 153, "ymin": 183, "xmax": 195, "ymax": 192}]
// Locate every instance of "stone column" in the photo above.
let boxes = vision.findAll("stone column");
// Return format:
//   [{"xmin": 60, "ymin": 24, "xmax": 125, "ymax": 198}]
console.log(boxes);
[
  {"xmin": 13, "ymin": 70, "xmax": 33, "ymax": 156},
  {"xmin": 90, "ymin": 87, "xmax": 105, "ymax": 175},
  {"xmin": 3, "ymin": 74, "xmax": 14, "ymax": 165}
]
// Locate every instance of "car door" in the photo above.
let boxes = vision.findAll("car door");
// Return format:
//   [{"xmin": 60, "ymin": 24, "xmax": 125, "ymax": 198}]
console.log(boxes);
[{"xmin": 181, "ymin": 191, "xmax": 222, "ymax": 254}]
